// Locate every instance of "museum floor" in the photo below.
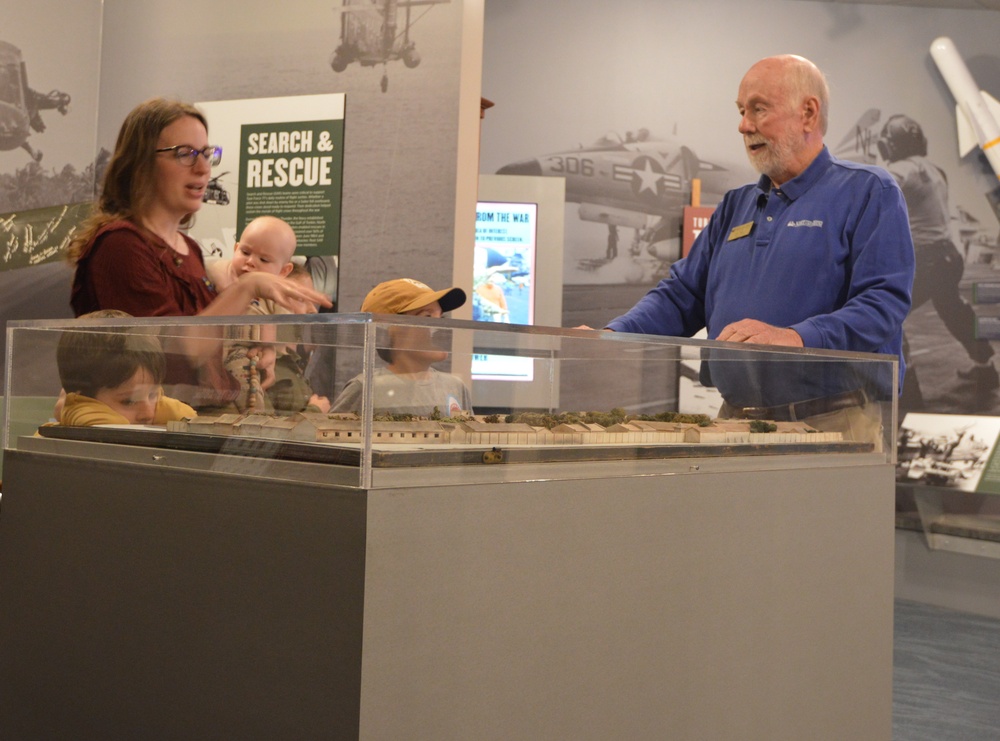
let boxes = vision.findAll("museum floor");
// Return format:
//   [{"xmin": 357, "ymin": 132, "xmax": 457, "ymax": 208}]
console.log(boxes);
[{"xmin": 893, "ymin": 599, "xmax": 1000, "ymax": 740}]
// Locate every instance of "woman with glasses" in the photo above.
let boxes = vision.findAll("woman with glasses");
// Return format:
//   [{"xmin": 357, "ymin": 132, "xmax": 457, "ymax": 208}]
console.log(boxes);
[{"xmin": 68, "ymin": 97, "xmax": 329, "ymax": 318}]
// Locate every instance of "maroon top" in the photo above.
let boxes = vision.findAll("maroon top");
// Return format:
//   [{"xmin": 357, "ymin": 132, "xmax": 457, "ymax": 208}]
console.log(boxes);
[
  {"xmin": 70, "ymin": 220, "xmax": 238, "ymax": 408},
  {"xmin": 71, "ymin": 220, "xmax": 217, "ymax": 317}
]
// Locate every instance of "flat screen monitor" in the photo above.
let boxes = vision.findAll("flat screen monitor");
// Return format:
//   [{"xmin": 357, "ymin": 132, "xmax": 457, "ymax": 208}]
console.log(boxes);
[
  {"xmin": 472, "ymin": 200, "xmax": 538, "ymax": 382},
  {"xmin": 471, "ymin": 174, "xmax": 565, "ymax": 410}
]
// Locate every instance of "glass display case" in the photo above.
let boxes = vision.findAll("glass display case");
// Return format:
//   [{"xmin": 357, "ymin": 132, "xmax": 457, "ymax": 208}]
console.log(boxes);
[
  {"xmin": 4, "ymin": 313, "xmax": 898, "ymax": 489},
  {"xmin": 1, "ymin": 313, "xmax": 900, "ymax": 738}
]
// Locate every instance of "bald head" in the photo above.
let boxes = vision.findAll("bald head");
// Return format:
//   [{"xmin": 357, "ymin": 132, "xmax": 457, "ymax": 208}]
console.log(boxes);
[
  {"xmin": 743, "ymin": 55, "xmax": 829, "ymax": 134},
  {"xmin": 736, "ymin": 54, "xmax": 828, "ymax": 187},
  {"xmin": 232, "ymin": 215, "xmax": 297, "ymax": 277}
]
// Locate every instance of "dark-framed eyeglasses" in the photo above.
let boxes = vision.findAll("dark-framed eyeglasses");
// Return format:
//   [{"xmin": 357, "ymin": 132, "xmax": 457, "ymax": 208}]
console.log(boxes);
[{"xmin": 155, "ymin": 145, "xmax": 222, "ymax": 167}]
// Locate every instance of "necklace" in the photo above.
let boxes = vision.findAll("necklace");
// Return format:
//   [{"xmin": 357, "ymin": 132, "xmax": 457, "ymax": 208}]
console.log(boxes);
[{"xmin": 156, "ymin": 230, "xmax": 185, "ymax": 267}]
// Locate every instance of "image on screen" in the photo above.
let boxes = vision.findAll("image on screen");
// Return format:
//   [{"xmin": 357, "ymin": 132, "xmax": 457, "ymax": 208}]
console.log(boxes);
[{"xmin": 472, "ymin": 201, "xmax": 538, "ymax": 381}]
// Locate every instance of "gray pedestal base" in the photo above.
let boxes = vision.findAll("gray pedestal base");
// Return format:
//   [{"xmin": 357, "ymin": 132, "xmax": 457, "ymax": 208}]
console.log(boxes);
[{"xmin": 0, "ymin": 446, "xmax": 894, "ymax": 740}]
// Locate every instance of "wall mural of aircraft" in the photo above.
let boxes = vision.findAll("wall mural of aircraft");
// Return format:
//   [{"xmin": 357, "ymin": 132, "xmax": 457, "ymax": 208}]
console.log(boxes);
[
  {"xmin": 0, "ymin": 40, "xmax": 70, "ymax": 162},
  {"xmin": 498, "ymin": 109, "xmax": 992, "ymax": 281},
  {"xmin": 329, "ymin": 0, "xmax": 450, "ymax": 93},
  {"xmin": 496, "ymin": 128, "xmax": 748, "ymax": 278}
]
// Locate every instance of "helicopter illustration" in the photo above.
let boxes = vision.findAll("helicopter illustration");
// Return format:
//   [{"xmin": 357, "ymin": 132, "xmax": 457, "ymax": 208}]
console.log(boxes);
[
  {"xmin": 203, "ymin": 171, "xmax": 231, "ymax": 206},
  {"xmin": 329, "ymin": 0, "xmax": 450, "ymax": 93},
  {"xmin": 0, "ymin": 40, "xmax": 70, "ymax": 162}
]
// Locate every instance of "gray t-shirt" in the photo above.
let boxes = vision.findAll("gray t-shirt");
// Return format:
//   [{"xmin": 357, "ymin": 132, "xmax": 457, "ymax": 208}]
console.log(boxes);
[
  {"xmin": 886, "ymin": 156, "xmax": 950, "ymax": 245},
  {"xmin": 330, "ymin": 367, "xmax": 474, "ymax": 417}
]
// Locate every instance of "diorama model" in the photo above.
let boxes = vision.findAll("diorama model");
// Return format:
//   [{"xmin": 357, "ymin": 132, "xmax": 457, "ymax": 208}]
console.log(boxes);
[{"xmin": 166, "ymin": 408, "xmax": 844, "ymax": 447}]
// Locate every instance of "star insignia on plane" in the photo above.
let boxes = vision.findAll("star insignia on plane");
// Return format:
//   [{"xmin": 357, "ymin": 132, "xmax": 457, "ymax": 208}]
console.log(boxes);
[{"xmin": 613, "ymin": 155, "xmax": 682, "ymax": 199}]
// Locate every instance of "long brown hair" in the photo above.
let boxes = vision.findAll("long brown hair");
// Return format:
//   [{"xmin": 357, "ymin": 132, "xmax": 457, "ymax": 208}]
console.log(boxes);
[{"xmin": 67, "ymin": 98, "xmax": 208, "ymax": 263}]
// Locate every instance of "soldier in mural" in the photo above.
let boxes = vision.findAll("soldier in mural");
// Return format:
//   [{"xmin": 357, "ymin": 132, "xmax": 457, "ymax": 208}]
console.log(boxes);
[{"xmin": 878, "ymin": 114, "xmax": 998, "ymax": 404}]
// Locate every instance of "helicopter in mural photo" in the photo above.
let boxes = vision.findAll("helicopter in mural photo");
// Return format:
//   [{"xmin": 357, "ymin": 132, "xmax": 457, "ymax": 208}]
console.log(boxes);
[
  {"xmin": 328, "ymin": 0, "xmax": 450, "ymax": 93},
  {"xmin": 203, "ymin": 171, "xmax": 231, "ymax": 206},
  {"xmin": 0, "ymin": 40, "xmax": 70, "ymax": 163}
]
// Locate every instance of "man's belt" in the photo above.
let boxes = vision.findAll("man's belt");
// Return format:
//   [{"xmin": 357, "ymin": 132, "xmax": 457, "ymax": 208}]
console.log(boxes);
[{"xmin": 724, "ymin": 389, "xmax": 868, "ymax": 422}]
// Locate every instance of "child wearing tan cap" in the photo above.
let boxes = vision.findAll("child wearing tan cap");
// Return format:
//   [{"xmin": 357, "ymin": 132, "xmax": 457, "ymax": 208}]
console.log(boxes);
[{"xmin": 330, "ymin": 278, "xmax": 473, "ymax": 417}]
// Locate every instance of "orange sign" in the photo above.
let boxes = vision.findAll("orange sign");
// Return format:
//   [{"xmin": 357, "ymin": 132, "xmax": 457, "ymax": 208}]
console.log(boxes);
[{"xmin": 682, "ymin": 206, "xmax": 715, "ymax": 257}]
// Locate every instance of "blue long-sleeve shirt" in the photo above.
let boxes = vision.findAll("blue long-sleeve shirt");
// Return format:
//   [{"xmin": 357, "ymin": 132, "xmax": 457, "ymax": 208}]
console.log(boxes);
[{"xmin": 607, "ymin": 147, "xmax": 915, "ymax": 404}]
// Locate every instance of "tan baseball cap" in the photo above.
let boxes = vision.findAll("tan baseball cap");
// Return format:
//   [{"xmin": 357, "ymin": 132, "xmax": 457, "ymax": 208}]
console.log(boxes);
[{"xmin": 361, "ymin": 278, "xmax": 466, "ymax": 314}]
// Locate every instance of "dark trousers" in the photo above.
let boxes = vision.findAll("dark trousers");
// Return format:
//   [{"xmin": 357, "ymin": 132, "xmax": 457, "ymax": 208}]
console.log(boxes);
[{"xmin": 908, "ymin": 239, "xmax": 993, "ymax": 364}]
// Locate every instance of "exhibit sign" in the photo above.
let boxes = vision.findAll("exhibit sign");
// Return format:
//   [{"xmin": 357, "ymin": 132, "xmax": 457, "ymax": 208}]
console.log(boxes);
[
  {"xmin": 897, "ymin": 412, "xmax": 1000, "ymax": 493},
  {"xmin": 681, "ymin": 205, "xmax": 714, "ymax": 258},
  {"xmin": 192, "ymin": 94, "xmax": 345, "ymax": 261}
]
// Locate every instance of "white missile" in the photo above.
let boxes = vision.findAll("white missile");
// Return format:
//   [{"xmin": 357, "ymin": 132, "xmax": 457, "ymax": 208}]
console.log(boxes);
[{"xmin": 930, "ymin": 36, "xmax": 1000, "ymax": 181}]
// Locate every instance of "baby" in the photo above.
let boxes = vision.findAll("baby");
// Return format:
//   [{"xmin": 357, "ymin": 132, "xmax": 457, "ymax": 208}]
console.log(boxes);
[
  {"xmin": 207, "ymin": 216, "xmax": 329, "ymax": 412},
  {"xmin": 206, "ymin": 215, "xmax": 296, "ymax": 294}
]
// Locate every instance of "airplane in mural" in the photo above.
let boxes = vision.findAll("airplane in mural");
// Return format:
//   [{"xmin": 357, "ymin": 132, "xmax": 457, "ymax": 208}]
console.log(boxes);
[
  {"xmin": 0, "ymin": 40, "xmax": 70, "ymax": 162},
  {"xmin": 497, "ymin": 128, "xmax": 748, "ymax": 277},
  {"xmin": 329, "ymin": 0, "xmax": 451, "ymax": 93},
  {"xmin": 497, "ymin": 110, "xmax": 1000, "ymax": 282}
]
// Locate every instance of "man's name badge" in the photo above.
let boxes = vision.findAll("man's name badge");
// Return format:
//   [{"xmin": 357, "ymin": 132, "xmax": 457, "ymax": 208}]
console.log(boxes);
[{"xmin": 727, "ymin": 222, "xmax": 754, "ymax": 241}]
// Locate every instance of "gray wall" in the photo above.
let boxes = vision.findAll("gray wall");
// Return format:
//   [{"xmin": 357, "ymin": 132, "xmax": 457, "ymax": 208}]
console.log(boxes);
[
  {"xmin": 481, "ymin": 0, "xmax": 1000, "ymax": 415},
  {"xmin": 0, "ymin": 0, "xmax": 479, "ymax": 392},
  {"xmin": 98, "ymin": 0, "xmax": 469, "ymax": 313}
]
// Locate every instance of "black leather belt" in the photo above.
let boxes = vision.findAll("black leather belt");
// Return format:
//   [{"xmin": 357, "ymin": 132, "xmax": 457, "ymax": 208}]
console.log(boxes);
[{"xmin": 722, "ymin": 389, "xmax": 868, "ymax": 422}]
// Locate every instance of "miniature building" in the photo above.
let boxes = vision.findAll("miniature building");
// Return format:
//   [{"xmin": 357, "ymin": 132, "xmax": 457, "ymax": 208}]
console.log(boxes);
[
  {"xmin": 608, "ymin": 421, "xmax": 691, "ymax": 444},
  {"xmin": 256, "ymin": 416, "xmax": 316, "ymax": 443},
  {"xmin": 312, "ymin": 417, "xmax": 364, "ymax": 441},
  {"xmin": 372, "ymin": 422, "xmax": 447, "ymax": 442},
  {"xmin": 448, "ymin": 420, "xmax": 542, "ymax": 446},
  {"xmin": 167, "ymin": 411, "xmax": 843, "ymax": 447}
]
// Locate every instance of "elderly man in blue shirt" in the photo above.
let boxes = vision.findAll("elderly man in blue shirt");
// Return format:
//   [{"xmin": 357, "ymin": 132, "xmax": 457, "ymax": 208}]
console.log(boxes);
[{"xmin": 606, "ymin": 54, "xmax": 915, "ymax": 442}]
